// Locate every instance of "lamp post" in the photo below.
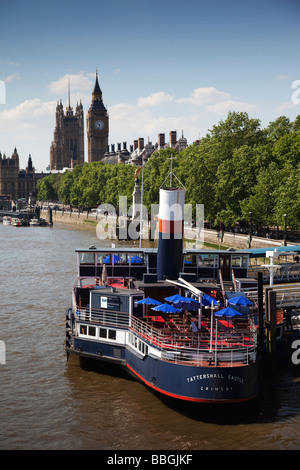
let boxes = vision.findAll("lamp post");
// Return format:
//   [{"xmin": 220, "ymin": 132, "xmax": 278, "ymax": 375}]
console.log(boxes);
[
  {"xmin": 283, "ymin": 213, "xmax": 287, "ymax": 246},
  {"xmin": 249, "ymin": 211, "xmax": 253, "ymax": 248}
]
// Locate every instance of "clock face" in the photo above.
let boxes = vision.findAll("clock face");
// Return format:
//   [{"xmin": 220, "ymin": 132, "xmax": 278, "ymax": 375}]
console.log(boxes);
[{"xmin": 95, "ymin": 120, "xmax": 104, "ymax": 130}]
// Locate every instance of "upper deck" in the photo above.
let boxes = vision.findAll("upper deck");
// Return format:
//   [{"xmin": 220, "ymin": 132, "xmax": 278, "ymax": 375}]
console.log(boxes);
[{"xmin": 76, "ymin": 246, "xmax": 250, "ymax": 283}]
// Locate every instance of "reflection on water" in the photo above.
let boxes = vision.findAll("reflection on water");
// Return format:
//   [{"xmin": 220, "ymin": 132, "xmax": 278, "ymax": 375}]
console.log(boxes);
[{"xmin": 0, "ymin": 222, "xmax": 299, "ymax": 450}]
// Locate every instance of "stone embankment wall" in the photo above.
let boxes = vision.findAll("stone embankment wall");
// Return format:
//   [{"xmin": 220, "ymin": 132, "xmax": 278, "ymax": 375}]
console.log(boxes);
[{"xmin": 42, "ymin": 209, "xmax": 293, "ymax": 250}]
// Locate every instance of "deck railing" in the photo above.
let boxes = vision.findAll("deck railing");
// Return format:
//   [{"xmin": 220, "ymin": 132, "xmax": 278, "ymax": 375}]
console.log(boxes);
[{"xmin": 72, "ymin": 305, "xmax": 257, "ymax": 366}]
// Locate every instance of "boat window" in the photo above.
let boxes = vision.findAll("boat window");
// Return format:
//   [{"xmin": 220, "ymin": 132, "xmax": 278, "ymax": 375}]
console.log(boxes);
[
  {"xmin": 232, "ymin": 255, "xmax": 242, "ymax": 267},
  {"xmin": 130, "ymin": 254, "xmax": 143, "ymax": 264},
  {"xmin": 80, "ymin": 325, "xmax": 87, "ymax": 335},
  {"xmin": 184, "ymin": 254, "xmax": 196, "ymax": 266},
  {"xmin": 242, "ymin": 256, "xmax": 248, "ymax": 267},
  {"xmin": 99, "ymin": 328, "xmax": 107, "ymax": 338},
  {"xmin": 232, "ymin": 255, "xmax": 248, "ymax": 268},
  {"xmin": 98, "ymin": 253, "xmax": 112, "ymax": 264},
  {"xmin": 88, "ymin": 326, "xmax": 96, "ymax": 337},
  {"xmin": 80, "ymin": 253, "xmax": 95, "ymax": 265},
  {"xmin": 198, "ymin": 254, "xmax": 217, "ymax": 267},
  {"xmin": 97, "ymin": 253, "xmax": 127, "ymax": 264},
  {"xmin": 108, "ymin": 330, "xmax": 116, "ymax": 340},
  {"xmin": 118, "ymin": 253, "xmax": 129, "ymax": 264},
  {"xmin": 133, "ymin": 296, "xmax": 144, "ymax": 317}
]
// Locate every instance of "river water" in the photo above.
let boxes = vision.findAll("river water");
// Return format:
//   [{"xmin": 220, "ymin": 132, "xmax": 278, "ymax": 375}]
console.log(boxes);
[{"xmin": 0, "ymin": 221, "xmax": 300, "ymax": 451}]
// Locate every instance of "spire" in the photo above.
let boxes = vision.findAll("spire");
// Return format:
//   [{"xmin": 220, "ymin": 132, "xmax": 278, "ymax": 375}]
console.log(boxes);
[
  {"xmin": 92, "ymin": 68, "xmax": 102, "ymax": 99},
  {"xmin": 68, "ymin": 77, "xmax": 71, "ymax": 108},
  {"xmin": 66, "ymin": 77, "xmax": 73, "ymax": 116}
]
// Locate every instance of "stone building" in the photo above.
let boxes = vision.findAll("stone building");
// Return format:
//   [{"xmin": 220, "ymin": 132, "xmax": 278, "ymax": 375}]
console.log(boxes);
[
  {"xmin": 107, "ymin": 130, "xmax": 188, "ymax": 166},
  {"xmin": 50, "ymin": 88, "xmax": 84, "ymax": 170},
  {"xmin": 0, "ymin": 149, "xmax": 44, "ymax": 200}
]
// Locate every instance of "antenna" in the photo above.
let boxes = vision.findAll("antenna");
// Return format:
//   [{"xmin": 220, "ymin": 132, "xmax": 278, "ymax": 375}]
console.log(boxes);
[
  {"xmin": 160, "ymin": 153, "xmax": 185, "ymax": 189},
  {"xmin": 68, "ymin": 77, "xmax": 71, "ymax": 107}
]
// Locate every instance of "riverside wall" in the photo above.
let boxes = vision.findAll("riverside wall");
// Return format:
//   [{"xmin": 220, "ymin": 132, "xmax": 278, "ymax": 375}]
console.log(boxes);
[{"xmin": 42, "ymin": 209, "xmax": 293, "ymax": 250}]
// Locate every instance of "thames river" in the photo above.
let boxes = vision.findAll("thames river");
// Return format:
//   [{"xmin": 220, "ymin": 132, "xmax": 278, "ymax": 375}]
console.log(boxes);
[{"xmin": 0, "ymin": 221, "xmax": 299, "ymax": 450}]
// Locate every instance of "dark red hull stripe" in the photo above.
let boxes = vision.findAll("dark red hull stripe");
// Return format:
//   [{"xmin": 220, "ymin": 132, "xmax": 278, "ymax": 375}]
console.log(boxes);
[
  {"xmin": 159, "ymin": 219, "xmax": 184, "ymax": 234},
  {"xmin": 126, "ymin": 363, "xmax": 257, "ymax": 404}
]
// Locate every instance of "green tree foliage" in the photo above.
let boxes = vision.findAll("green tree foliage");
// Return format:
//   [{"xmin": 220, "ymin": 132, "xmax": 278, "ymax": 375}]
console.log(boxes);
[{"xmin": 37, "ymin": 111, "xmax": 300, "ymax": 230}]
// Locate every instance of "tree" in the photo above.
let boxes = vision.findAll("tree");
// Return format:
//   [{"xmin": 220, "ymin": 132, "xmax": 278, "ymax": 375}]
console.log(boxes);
[
  {"xmin": 37, "ymin": 174, "xmax": 59, "ymax": 201},
  {"xmin": 241, "ymin": 162, "xmax": 281, "ymax": 227}
]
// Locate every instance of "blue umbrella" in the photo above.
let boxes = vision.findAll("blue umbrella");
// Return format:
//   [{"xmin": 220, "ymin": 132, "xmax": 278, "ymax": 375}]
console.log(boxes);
[
  {"xmin": 173, "ymin": 299, "xmax": 201, "ymax": 311},
  {"xmin": 131, "ymin": 255, "xmax": 143, "ymax": 263},
  {"xmin": 228, "ymin": 295, "xmax": 252, "ymax": 306},
  {"xmin": 152, "ymin": 303, "xmax": 181, "ymax": 314},
  {"xmin": 165, "ymin": 294, "xmax": 187, "ymax": 303},
  {"xmin": 214, "ymin": 307, "xmax": 245, "ymax": 318},
  {"xmin": 103, "ymin": 254, "xmax": 121, "ymax": 263},
  {"xmin": 137, "ymin": 297, "xmax": 161, "ymax": 306},
  {"xmin": 202, "ymin": 293, "xmax": 219, "ymax": 306},
  {"xmin": 137, "ymin": 297, "xmax": 161, "ymax": 321}
]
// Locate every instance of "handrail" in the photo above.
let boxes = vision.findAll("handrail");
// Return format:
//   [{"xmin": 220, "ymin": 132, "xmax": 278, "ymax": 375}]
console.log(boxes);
[{"xmin": 73, "ymin": 305, "xmax": 257, "ymax": 363}]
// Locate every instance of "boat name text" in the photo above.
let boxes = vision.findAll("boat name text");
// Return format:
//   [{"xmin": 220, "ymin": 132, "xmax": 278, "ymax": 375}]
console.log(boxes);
[{"xmin": 187, "ymin": 373, "xmax": 244, "ymax": 384}]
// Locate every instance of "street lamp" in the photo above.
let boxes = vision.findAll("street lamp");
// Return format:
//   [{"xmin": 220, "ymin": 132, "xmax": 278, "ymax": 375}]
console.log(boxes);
[
  {"xmin": 249, "ymin": 211, "xmax": 253, "ymax": 248},
  {"xmin": 283, "ymin": 213, "xmax": 287, "ymax": 246}
]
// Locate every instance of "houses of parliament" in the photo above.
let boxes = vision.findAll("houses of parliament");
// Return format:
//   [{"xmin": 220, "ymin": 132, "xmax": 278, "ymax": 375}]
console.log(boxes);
[
  {"xmin": 49, "ymin": 71, "xmax": 187, "ymax": 170},
  {"xmin": 50, "ymin": 71, "xmax": 109, "ymax": 170},
  {"xmin": 0, "ymin": 71, "xmax": 188, "ymax": 200}
]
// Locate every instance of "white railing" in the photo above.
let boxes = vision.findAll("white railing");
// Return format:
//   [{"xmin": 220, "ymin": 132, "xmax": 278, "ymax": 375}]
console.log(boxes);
[
  {"xmin": 248, "ymin": 264, "xmax": 300, "ymax": 282},
  {"xmin": 243, "ymin": 284, "xmax": 300, "ymax": 309},
  {"xmin": 73, "ymin": 305, "xmax": 257, "ymax": 366}
]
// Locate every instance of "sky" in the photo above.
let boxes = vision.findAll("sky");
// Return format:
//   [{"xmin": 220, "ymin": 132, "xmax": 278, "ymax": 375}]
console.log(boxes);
[{"xmin": 0, "ymin": 0, "xmax": 300, "ymax": 172}]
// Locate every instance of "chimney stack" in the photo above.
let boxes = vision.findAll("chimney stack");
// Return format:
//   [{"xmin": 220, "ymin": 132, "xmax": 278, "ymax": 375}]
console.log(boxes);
[
  {"xmin": 138, "ymin": 138, "xmax": 144, "ymax": 150},
  {"xmin": 169, "ymin": 131, "xmax": 177, "ymax": 147},
  {"xmin": 158, "ymin": 133, "xmax": 165, "ymax": 149}
]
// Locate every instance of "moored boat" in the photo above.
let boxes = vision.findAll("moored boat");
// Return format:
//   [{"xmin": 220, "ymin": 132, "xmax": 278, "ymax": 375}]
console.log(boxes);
[
  {"xmin": 66, "ymin": 186, "xmax": 260, "ymax": 404},
  {"xmin": 3, "ymin": 216, "xmax": 11, "ymax": 225},
  {"xmin": 11, "ymin": 217, "xmax": 22, "ymax": 226},
  {"xmin": 29, "ymin": 218, "xmax": 40, "ymax": 226}
]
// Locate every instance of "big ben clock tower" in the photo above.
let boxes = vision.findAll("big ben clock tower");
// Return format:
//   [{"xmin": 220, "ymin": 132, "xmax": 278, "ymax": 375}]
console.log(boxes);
[{"xmin": 87, "ymin": 71, "xmax": 109, "ymax": 163}]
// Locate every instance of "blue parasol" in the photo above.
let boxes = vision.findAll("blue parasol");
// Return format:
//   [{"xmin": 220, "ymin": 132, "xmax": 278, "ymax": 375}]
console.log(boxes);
[
  {"xmin": 228, "ymin": 295, "xmax": 252, "ymax": 306},
  {"xmin": 173, "ymin": 299, "xmax": 201, "ymax": 311},
  {"xmin": 164, "ymin": 294, "xmax": 187, "ymax": 303},
  {"xmin": 202, "ymin": 293, "xmax": 219, "ymax": 306},
  {"xmin": 130, "ymin": 255, "xmax": 143, "ymax": 264},
  {"xmin": 214, "ymin": 307, "xmax": 245, "ymax": 318},
  {"xmin": 137, "ymin": 297, "xmax": 161, "ymax": 306},
  {"xmin": 137, "ymin": 297, "xmax": 161, "ymax": 321},
  {"xmin": 152, "ymin": 303, "xmax": 181, "ymax": 314}
]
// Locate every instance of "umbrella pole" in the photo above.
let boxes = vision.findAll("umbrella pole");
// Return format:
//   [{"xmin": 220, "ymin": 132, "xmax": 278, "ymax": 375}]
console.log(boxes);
[
  {"xmin": 197, "ymin": 293, "xmax": 202, "ymax": 330},
  {"xmin": 210, "ymin": 307, "xmax": 213, "ymax": 352}
]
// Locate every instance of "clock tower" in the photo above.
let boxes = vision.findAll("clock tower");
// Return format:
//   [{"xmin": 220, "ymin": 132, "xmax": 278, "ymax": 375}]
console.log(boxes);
[{"xmin": 87, "ymin": 71, "xmax": 109, "ymax": 163}]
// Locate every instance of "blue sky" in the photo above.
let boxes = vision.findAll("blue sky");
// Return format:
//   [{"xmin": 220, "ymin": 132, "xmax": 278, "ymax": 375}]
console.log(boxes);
[{"xmin": 0, "ymin": 0, "xmax": 300, "ymax": 171}]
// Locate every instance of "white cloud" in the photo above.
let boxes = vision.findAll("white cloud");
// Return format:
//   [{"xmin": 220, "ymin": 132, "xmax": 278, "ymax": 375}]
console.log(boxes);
[
  {"xmin": 275, "ymin": 101, "xmax": 299, "ymax": 113},
  {"xmin": 206, "ymin": 99, "xmax": 256, "ymax": 115},
  {"xmin": 0, "ymin": 99, "xmax": 56, "ymax": 127},
  {"xmin": 176, "ymin": 86, "xmax": 256, "ymax": 115},
  {"xmin": 177, "ymin": 87, "xmax": 230, "ymax": 106},
  {"xmin": 4, "ymin": 72, "xmax": 21, "ymax": 83},
  {"xmin": 49, "ymin": 71, "xmax": 94, "ymax": 94},
  {"xmin": 137, "ymin": 91, "xmax": 174, "ymax": 108},
  {"xmin": 274, "ymin": 74, "xmax": 289, "ymax": 81}
]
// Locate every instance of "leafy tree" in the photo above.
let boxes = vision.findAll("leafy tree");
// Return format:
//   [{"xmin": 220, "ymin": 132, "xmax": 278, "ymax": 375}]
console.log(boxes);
[{"xmin": 37, "ymin": 173, "xmax": 59, "ymax": 201}]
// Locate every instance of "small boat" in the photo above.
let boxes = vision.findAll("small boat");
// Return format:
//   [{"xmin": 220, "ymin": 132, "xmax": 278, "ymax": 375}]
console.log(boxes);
[
  {"xmin": 11, "ymin": 218, "xmax": 22, "ymax": 226},
  {"xmin": 29, "ymin": 218, "xmax": 40, "ymax": 226},
  {"xmin": 3, "ymin": 216, "xmax": 11, "ymax": 225}
]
